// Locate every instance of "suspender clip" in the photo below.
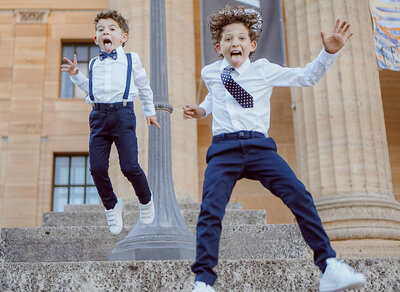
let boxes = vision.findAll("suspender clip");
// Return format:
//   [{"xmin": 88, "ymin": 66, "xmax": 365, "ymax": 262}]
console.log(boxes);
[
  {"xmin": 123, "ymin": 100, "xmax": 127, "ymax": 107},
  {"xmin": 91, "ymin": 101, "xmax": 95, "ymax": 109}
]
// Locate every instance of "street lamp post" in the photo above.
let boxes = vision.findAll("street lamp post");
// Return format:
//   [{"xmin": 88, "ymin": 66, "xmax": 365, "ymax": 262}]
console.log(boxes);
[{"xmin": 109, "ymin": 0, "xmax": 195, "ymax": 260}]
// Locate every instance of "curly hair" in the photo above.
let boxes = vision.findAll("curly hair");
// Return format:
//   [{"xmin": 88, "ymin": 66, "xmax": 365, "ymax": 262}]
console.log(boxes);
[
  {"xmin": 94, "ymin": 10, "xmax": 129, "ymax": 46},
  {"xmin": 208, "ymin": 6, "xmax": 262, "ymax": 57}
]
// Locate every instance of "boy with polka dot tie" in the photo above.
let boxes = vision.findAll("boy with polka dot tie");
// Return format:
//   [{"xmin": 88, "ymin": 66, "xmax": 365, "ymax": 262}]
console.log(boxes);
[{"xmin": 183, "ymin": 5, "xmax": 365, "ymax": 292}]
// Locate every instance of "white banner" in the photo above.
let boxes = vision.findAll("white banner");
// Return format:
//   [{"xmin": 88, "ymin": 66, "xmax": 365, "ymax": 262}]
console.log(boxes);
[{"xmin": 370, "ymin": 0, "xmax": 400, "ymax": 71}]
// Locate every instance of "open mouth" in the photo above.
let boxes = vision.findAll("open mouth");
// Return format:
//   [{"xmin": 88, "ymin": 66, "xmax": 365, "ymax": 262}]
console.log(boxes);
[
  {"xmin": 103, "ymin": 38, "xmax": 113, "ymax": 52},
  {"xmin": 231, "ymin": 51, "xmax": 242, "ymax": 63}
]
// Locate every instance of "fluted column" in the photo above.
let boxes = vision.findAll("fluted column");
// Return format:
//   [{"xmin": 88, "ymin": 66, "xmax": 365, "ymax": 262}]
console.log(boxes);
[{"xmin": 284, "ymin": 0, "xmax": 400, "ymax": 240}]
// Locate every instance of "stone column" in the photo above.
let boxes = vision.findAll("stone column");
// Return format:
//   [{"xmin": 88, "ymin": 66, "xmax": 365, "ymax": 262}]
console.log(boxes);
[
  {"xmin": 108, "ymin": 0, "xmax": 199, "ymax": 202},
  {"xmin": 283, "ymin": 0, "xmax": 400, "ymax": 240},
  {"xmin": 109, "ymin": 0, "xmax": 195, "ymax": 260}
]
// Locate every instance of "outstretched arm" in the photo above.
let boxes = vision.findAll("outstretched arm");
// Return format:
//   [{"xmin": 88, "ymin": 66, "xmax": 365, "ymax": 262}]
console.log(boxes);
[{"xmin": 321, "ymin": 19, "xmax": 353, "ymax": 54}]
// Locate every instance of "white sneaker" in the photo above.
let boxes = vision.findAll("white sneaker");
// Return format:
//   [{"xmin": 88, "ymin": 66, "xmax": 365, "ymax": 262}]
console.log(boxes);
[
  {"xmin": 105, "ymin": 198, "xmax": 123, "ymax": 235},
  {"xmin": 139, "ymin": 193, "xmax": 155, "ymax": 225},
  {"xmin": 319, "ymin": 258, "xmax": 366, "ymax": 292},
  {"xmin": 192, "ymin": 281, "xmax": 215, "ymax": 292}
]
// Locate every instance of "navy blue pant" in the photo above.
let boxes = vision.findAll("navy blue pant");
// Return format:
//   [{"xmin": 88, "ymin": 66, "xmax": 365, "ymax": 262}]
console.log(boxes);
[
  {"xmin": 89, "ymin": 102, "xmax": 151, "ymax": 210},
  {"xmin": 191, "ymin": 131, "xmax": 336, "ymax": 285}
]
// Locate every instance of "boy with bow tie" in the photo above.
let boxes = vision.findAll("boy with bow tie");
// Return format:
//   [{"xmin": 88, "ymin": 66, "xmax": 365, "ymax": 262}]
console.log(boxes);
[
  {"xmin": 183, "ymin": 5, "xmax": 365, "ymax": 292},
  {"xmin": 61, "ymin": 10, "xmax": 160, "ymax": 235}
]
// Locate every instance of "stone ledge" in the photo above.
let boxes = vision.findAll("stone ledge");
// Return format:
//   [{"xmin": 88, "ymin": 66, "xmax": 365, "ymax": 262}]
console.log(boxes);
[
  {"xmin": 63, "ymin": 201, "xmax": 243, "ymax": 212},
  {"xmin": 1, "ymin": 258, "xmax": 399, "ymax": 291},
  {"xmin": 42, "ymin": 209, "xmax": 266, "ymax": 227},
  {"xmin": 1, "ymin": 225, "xmax": 310, "ymax": 262}
]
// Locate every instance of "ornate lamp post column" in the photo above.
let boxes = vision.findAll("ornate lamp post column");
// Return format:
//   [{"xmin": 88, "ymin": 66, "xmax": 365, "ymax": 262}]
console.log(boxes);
[{"xmin": 109, "ymin": 0, "xmax": 195, "ymax": 260}]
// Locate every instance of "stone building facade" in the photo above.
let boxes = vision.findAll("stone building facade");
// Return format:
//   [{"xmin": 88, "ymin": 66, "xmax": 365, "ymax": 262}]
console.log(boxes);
[{"xmin": 1, "ymin": 0, "xmax": 400, "ymax": 254}]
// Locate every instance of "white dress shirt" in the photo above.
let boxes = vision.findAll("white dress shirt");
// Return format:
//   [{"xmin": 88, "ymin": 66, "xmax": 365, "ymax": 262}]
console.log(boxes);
[
  {"xmin": 200, "ymin": 48, "xmax": 338, "ymax": 137},
  {"xmin": 70, "ymin": 46, "xmax": 155, "ymax": 116}
]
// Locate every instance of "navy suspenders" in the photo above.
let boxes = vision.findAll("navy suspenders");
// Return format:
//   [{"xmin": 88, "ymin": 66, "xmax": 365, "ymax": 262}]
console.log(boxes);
[{"xmin": 88, "ymin": 53, "xmax": 133, "ymax": 107}]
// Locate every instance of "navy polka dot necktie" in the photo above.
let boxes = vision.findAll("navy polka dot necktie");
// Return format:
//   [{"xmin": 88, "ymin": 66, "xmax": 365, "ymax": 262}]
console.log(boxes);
[{"xmin": 221, "ymin": 66, "xmax": 254, "ymax": 108}]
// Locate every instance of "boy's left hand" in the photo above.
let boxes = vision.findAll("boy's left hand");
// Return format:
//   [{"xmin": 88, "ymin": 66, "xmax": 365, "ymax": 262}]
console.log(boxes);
[
  {"xmin": 321, "ymin": 19, "xmax": 353, "ymax": 54},
  {"xmin": 147, "ymin": 115, "xmax": 161, "ymax": 129}
]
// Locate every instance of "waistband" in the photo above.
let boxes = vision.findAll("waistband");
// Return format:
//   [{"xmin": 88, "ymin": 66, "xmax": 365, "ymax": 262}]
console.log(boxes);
[
  {"xmin": 212, "ymin": 131, "xmax": 265, "ymax": 144},
  {"xmin": 92, "ymin": 101, "xmax": 133, "ymax": 111}
]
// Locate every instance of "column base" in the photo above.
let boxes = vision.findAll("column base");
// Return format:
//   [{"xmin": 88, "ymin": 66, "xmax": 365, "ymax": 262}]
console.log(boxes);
[
  {"xmin": 109, "ymin": 239, "xmax": 195, "ymax": 261},
  {"xmin": 315, "ymin": 193, "xmax": 400, "ymax": 240}
]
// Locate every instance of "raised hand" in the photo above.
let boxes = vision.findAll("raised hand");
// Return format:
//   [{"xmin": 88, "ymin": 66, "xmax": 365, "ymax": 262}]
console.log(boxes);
[
  {"xmin": 61, "ymin": 54, "xmax": 79, "ymax": 76},
  {"xmin": 321, "ymin": 19, "xmax": 353, "ymax": 54}
]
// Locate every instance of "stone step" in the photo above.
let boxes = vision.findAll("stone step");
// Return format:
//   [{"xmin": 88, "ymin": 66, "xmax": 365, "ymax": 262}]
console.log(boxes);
[
  {"xmin": 1, "ymin": 225, "xmax": 310, "ymax": 263},
  {"xmin": 1, "ymin": 258, "xmax": 398, "ymax": 291},
  {"xmin": 63, "ymin": 201, "xmax": 243, "ymax": 212},
  {"xmin": 42, "ymin": 209, "xmax": 266, "ymax": 227}
]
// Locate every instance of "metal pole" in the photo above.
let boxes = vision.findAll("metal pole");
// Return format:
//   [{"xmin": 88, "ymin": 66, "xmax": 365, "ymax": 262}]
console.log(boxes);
[{"xmin": 109, "ymin": 0, "xmax": 195, "ymax": 261}]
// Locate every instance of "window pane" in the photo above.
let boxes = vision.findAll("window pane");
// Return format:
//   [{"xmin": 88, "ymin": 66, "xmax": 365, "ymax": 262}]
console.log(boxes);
[
  {"xmin": 61, "ymin": 43, "xmax": 98, "ymax": 99},
  {"xmin": 86, "ymin": 157, "xmax": 94, "ymax": 184},
  {"xmin": 90, "ymin": 46, "xmax": 98, "ymax": 59},
  {"xmin": 73, "ymin": 63, "xmax": 88, "ymax": 98},
  {"xmin": 70, "ymin": 187, "xmax": 84, "ymax": 204},
  {"xmin": 60, "ymin": 72, "xmax": 73, "ymax": 98},
  {"xmin": 54, "ymin": 157, "xmax": 69, "ymax": 185},
  {"xmin": 53, "ymin": 187, "xmax": 68, "ymax": 212},
  {"xmin": 62, "ymin": 45, "xmax": 74, "ymax": 61},
  {"xmin": 70, "ymin": 157, "xmax": 85, "ymax": 185},
  {"xmin": 78, "ymin": 63, "xmax": 88, "ymax": 78},
  {"xmin": 86, "ymin": 187, "xmax": 100, "ymax": 204},
  {"xmin": 76, "ymin": 45, "xmax": 88, "ymax": 62}
]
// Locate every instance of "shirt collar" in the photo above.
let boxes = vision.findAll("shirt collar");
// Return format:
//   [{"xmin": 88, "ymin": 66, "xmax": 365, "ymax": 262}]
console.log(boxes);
[
  {"xmin": 220, "ymin": 57, "xmax": 251, "ymax": 75},
  {"xmin": 115, "ymin": 46, "xmax": 125, "ymax": 58}
]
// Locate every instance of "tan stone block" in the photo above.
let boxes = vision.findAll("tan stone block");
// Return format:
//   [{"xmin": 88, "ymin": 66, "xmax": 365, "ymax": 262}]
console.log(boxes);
[
  {"xmin": 0, "ymin": 37, "xmax": 16, "ymax": 67},
  {"xmin": 10, "ymin": 67, "xmax": 45, "ymax": 98},
  {"xmin": 1, "ymin": 197, "xmax": 38, "ymax": 227},
  {"xmin": 0, "ymin": 12, "xmax": 14, "ymax": 25},
  {"xmin": 4, "ymin": 151, "xmax": 40, "ymax": 184},
  {"xmin": 52, "ymin": 24, "xmax": 94, "ymax": 39},
  {"xmin": 14, "ymin": 40, "xmax": 46, "ymax": 65},
  {"xmin": 4, "ymin": 184, "xmax": 38, "ymax": 197},
  {"xmin": 42, "ymin": 103, "xmax": 90, "ymax": 136},
  {"xmin": 0, "ymin": 0, "xmax": 108, "ymax": 10},
  {"xmin": 0, "ymin": 67, "xmax": 13, "ymax": 83},
  {"xmin": 15, "ymin": 23, "xmax": 47, "ymax": 37}
]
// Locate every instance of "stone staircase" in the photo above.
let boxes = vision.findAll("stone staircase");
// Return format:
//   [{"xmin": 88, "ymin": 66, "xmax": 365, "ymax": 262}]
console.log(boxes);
[{"xmin": 1, "ymin": 200, "xmax": 399, "ymax": 291}]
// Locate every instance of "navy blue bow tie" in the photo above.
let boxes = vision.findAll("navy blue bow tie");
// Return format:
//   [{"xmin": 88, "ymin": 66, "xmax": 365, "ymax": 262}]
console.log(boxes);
[{"xmin": 99, "ymin": 49, "xmax": 117, "ymax": 61}]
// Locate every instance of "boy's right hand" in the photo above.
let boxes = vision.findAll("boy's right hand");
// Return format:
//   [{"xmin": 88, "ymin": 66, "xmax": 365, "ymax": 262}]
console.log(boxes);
[
  {"xmin": 61, "ymin": 54, "xmax": 79, "ymax": 76},
  {"xmin": 182, "ymin": 104, "xmax": 206, "ymax": 119}
]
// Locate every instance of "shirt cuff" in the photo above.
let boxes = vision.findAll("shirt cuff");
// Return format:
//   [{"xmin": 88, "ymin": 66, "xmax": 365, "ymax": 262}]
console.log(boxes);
[
  {"xmin": 143, "ymin": 106, "xmax": 156, "ymax": 117},
  {"xmin": 70, "ymin": 72, "xmax": 87, "ymax": 85},
  {"xmin": 320, "ymin": 48, "xmax": 338, "ymax": 63},
  {"xmin": 199, "ymin": 104, "xmax": 211, "ymax": 117}
]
